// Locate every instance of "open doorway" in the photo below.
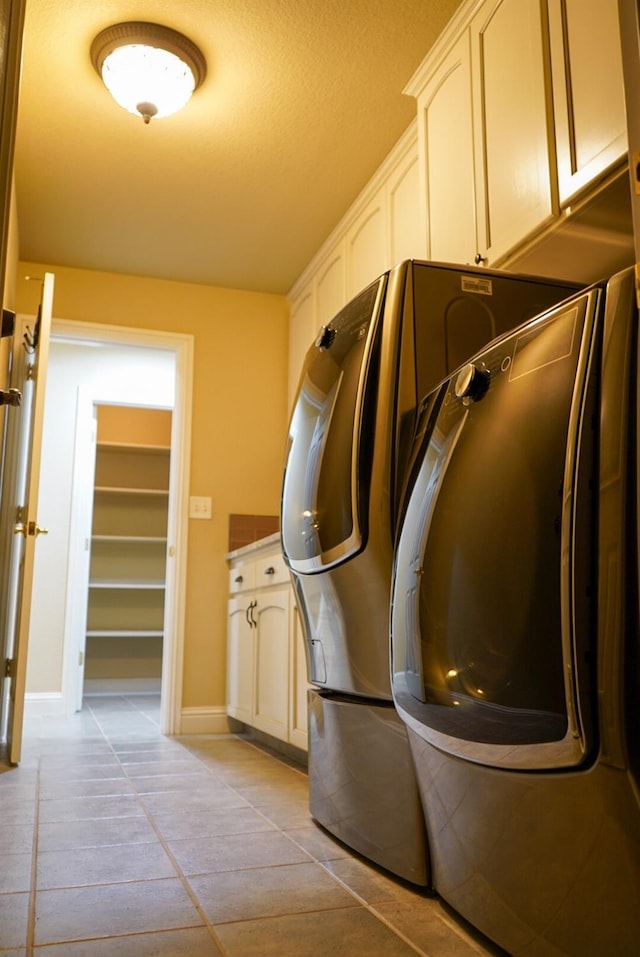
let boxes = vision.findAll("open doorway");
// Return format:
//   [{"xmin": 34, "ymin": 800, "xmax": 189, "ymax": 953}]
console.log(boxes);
[
  {"xmin": 24, "ymin": 320, "xmax": 193, "ymax": 735},
  {"xmin": 82, "ymin": 404, "xmax": 172, "ymax": 698}
]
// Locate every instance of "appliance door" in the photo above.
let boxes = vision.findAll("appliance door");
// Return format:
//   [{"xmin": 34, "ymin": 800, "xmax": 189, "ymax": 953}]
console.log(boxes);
[
  {"xmin": 391, "ymin": 290, "xmax": 600, "ymax": 770},
  {"xmin": 282, "ymin": 276, "xmax": 386, "ymax": 573}
]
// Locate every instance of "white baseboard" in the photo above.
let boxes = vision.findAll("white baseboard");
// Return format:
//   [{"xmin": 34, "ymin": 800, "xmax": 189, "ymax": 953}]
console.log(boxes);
[
  {"xmin": 180, "ymin": 706, "xmax": 230, "ymax": 734},
  {"xmin": 24, "ymin": 692, "xmax": 65, "ymax": 717}
]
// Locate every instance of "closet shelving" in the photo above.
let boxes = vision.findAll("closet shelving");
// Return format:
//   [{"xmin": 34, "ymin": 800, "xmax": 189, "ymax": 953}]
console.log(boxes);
[{"xmin": 85, "ymin": 416, "xmax": 171, "ymax": 690}]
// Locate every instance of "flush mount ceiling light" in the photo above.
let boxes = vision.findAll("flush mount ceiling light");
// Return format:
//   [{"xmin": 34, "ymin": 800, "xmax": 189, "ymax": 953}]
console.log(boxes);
[{"xmin": 91, "ymin": 21, "xmax": 206, "ymax": 124}]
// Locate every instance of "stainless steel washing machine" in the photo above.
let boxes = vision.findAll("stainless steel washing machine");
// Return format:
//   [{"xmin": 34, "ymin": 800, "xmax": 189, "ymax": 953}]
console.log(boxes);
[{"xmin": 391, "ymin": 266, "xmax": 640, "ymax": 952}]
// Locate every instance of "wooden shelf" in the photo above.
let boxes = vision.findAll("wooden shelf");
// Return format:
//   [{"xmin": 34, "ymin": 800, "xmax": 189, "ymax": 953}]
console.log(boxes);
[
  {"xmin": 97, "ymin": 441, "xmax": 170, "ymax": 455},
  {"xmin": 89, "ymin": 580, "xmax": 166, "ymax": 590},
  {"xmin": 94, "ymin": 485, "xmax": 169, "ymax": 497},
  {"xmin": 86, "ymin": 629, "xmax": 164, "ymax": 638},
  {"xmin": 92, "ymin": 535, "xmax": 167, "ymax": 544}
]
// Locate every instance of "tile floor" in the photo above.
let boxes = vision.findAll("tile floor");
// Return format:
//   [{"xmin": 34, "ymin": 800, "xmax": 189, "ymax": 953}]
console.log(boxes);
[{"xmin": 0, "ymin": 695, "xmax": 505, "ymax": 956}]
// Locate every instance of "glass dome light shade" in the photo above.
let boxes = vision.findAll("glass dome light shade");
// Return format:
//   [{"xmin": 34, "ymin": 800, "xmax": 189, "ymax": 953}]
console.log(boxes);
[
  {"xmin": 101, "ymin": 45, "xmax": 195, "ymax": 120},
  {"xmin": 91, "ymin": 22, "xmax": 206, "ymax": 123}
]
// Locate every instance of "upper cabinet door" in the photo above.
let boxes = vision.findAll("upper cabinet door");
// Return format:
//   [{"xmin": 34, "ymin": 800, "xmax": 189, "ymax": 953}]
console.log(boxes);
[
  {"xmin": 471, "ymin": 0, "xmax": 555, "ymax": 265},
  {"xmin": 346, "ymin": 193, "xmax": 388, "ymax": 299},
  {"xmin": 548, "ymin": 0, "xmax": 627, "ymax": 206},
  {"xmin": 419, "ymin": 32, "xmax": 477, "ymax": 265},
  {"xmin": 387, "ymin": 141, "xmax": 425, "ymax": 265},
  {"xmin": 288, "ymin": 286, "xmax": 316, "ymax": 409},
  {"xmin": 316, "ymin": 248, "xmax": 346, "ymax": 328}
]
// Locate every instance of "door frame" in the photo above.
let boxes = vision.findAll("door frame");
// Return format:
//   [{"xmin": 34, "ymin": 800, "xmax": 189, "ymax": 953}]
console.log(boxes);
[{"xmin": 53, "ymin": 318, "xmax": 193, "ymax": 736}]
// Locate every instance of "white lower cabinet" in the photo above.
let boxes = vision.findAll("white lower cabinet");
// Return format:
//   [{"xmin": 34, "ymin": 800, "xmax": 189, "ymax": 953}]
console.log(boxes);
[
  {"xmin": 226, "ymin": 592, "xmax": 254, "ymax": 726},
  {"xmin": 253, "ymin": 585, "xmax": 290, "ymax": 739},
  {"xmin": 226, "ymin": 537, "xmax": 308, "ymax": 751}
]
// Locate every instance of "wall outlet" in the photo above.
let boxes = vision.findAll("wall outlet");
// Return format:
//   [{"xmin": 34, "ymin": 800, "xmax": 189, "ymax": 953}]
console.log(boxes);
[{"xmin": 189, "ymin": 496, "xmax": 212, "ymax": 519}]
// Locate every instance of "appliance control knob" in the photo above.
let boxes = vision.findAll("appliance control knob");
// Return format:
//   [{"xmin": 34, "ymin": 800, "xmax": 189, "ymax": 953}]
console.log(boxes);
[
  {"xmin": 454, "ymin": 362, "xmax": 490, "ymax": 402},
  {"xmin": 315, "ymin": 325, "xmax": 336, "ymax": 350}
]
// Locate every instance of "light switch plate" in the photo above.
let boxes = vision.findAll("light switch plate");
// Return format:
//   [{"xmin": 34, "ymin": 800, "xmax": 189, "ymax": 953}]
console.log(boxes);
[{"xmin": 189, "ymin": 496, "xmax": 212, "ymax": 519}]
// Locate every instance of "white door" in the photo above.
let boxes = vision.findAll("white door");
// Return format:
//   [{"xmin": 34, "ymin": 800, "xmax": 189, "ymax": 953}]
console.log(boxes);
[
  {"xmin": 67, "ymin": 396, "xmax": 97, "ymax": 710},
  {"xmin": 0, "ymin": 273, "xmax": 54, "ymax": 763}
]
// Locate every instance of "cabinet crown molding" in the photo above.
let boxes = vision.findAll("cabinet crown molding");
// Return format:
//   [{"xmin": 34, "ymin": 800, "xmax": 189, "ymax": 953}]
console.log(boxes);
[{"xmin": 403, "ymin": 0, "xmax": 484, "ymax": 100}]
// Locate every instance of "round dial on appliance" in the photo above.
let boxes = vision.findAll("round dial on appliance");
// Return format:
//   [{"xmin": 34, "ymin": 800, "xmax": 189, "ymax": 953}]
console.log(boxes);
[
  {"xmin": 315, "ymin": 325, "xmax": 336, "ymax": 350},
  {"xmin": 454, "ymin": 362, "xmax": 490, "ymax": 402}
]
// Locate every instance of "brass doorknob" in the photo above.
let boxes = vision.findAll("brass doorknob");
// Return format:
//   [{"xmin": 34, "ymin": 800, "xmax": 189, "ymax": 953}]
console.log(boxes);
[{"xmin": 14, "ymin": 521, "xmax": 49, "ymax": 537}]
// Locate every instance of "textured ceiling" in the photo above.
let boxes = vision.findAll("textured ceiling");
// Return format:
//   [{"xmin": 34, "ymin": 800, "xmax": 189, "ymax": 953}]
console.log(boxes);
[{"xmin": 14, "ymin": 0, "xmax": 464, "ymax": 294}]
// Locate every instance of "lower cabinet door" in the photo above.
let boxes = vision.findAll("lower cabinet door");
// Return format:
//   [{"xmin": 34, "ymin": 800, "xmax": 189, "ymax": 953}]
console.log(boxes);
[
  {"xmin": 226, "ymin": 595, "xmax": 254, "ymax": 725},
  {"xmin": 253, "ymin": 587, "xmax": 290, "ymax": 739}
]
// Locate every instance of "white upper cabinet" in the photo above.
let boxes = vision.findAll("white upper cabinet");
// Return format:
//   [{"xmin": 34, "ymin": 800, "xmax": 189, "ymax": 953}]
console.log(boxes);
[
  {"xmin": 346, "ymin": 193, "xmax": 388, "ymax": 299},
  {"xmin": 316, "ymin": 246, "xmax": 346, "ymax": 327},
  {"xmin": 470, "ymin": 0, "xmax": 555, "ymax": 265},
  {"xmin": 548, "ymin": 0, "xmax": 627, "ymax": 206},
  {"xmin": 289, "ymin": 0, "xmax": 632, "ymax": 391},
  {"xmin": 288, "ymin": 287, "xmax": 315, "ymax": 406},
  {"xmin": 418, "ymin": 32, "xmax": 476, "ymax": 264},
  {"xmin": 287, "ymin": 130, "xmax": 422, "ymax": 407},
  {"xmin": 415, "ymin": 0, "xmax": 556, "ymax": 268},
  {"xmin": 388, "ymin": 149, "xmax": 425, "ymax": 265}
]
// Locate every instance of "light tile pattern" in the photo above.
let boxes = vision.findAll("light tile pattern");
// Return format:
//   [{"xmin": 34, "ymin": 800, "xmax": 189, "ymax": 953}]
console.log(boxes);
[{"xmin": 0, "ymin": 696, "xmax": 505, "ymax": 956}]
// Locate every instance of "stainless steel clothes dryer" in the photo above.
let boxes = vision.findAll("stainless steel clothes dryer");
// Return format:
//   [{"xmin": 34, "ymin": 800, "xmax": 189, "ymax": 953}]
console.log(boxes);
[
  {"xmin": 282, "ymin": 259, "xmax": 581, "ymax": 886},
  {"xmin": 391, "ymin": 266, "xmax": 640, "ymax": 953}
]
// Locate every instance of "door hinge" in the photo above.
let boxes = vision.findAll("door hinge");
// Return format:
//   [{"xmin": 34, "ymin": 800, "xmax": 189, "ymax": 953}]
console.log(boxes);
[
  {"xmin": 0, "ymin": 388, "xmax": 21, "ymax": 407},
  {"xmin": 1, "ymin": 308, "xmax": 15, "ymax": 338},
  {"xmin": 5, "ymin": 658, "xmax": 15, "ymax": 678},
  {"xmin": 78, "ymin": 651, "xmax": 84, "ymax": 666}
]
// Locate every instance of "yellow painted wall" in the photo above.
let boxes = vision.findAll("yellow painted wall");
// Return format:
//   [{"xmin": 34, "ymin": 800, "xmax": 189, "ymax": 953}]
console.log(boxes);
[
  {"xmin": 4, "ymin": 179, "xmax": 19, "ymax": 311},
  {"xmin": 97, "ymin": 404, "xmax": 172, "ymax": 446},
  {"xmin": 16, "ymin": 260, "xmax": 290, "ymax": 714}
]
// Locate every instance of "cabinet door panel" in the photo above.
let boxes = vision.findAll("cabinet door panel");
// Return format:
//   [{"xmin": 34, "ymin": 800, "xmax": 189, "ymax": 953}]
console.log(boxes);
[
  {"xmin": 389, "ymin": 149, "xmax": 424, "ymax": 264},
  {"xmin": 227, "ymin": 596, "xmax": 254, "ymax": 724},
  {"xmin": 472, "ymin": 0, "xmax": 553, "ymax": 262},
  {"xmin": 253, "ymin": 588, "xmax": 289, "ymax": 738},
  {"xmin": 316, "ymin": 249, "xmax": 346, "ymax": 327},
  {"xmin": 347, "ymin": 197, "xmax": 387, "ymax": 297},
  {"xmin": 289, "ymin": 288, "xmax": 316, "ymax": 408},
  {"xmin": 422, "ymin": 33, "xmax": 476, "ymax": 264},
  {"xmin": 549, "ymin": 0, "xmax": 627, "ymax": 204}
]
